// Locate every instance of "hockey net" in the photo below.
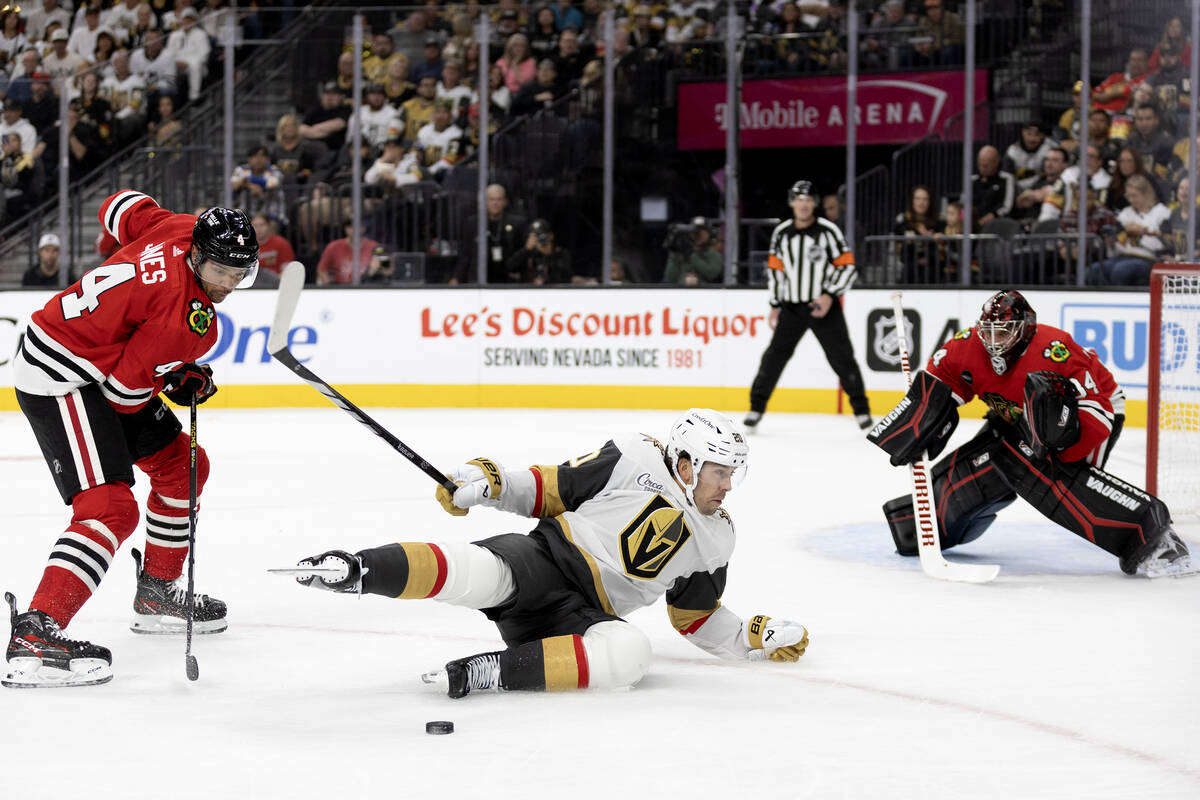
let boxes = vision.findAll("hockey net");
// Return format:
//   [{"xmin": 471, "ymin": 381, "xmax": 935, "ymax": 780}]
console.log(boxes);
[{"xmin": 1147, "ymin": 263, "xmax": 1200, "ymax": 517}]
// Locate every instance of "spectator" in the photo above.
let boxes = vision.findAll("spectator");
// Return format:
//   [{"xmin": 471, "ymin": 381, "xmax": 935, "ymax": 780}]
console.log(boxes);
[
  {"xmin": 892, "ymin": 185, "xmax": 945, "ymax": 282},
  {"xmin": 0, "ymin": 98, "xmax": 39, "ymax": 157},
  {"xmin": 44, "ymin": 28, "xmax": 87, "ymax": 86},
  {"xmin": 1161, "ymin": 176, "xmax": 1200, "ymax": 261},
  {"xmin": 1014, "ymin": 145, "xmax": 1069, "ymax": 224},
  {"xmin": 1056, "ymin": 184, "xmax": 1118, "ymax": 274},
  {"xmin": 384, "ymin": 55, "xmax": 416, "ymax": 107},
  {"xmin": 22, "ymin": 73, "xmax": 59, "ymax": 138},
  {"xmin": 269, "ymin": 113, "xmax": 330, "ymax": 188},
  {"xmin": 578, "ymin": 0, "xmax": 604, "ymax": 45},
  {"xmin": 1148, "ymin": 42, "xmax": 1189, "ymax": 129},
  {"xmin": 399, "ymin": 74, "xmax": 438, "ymax": 141},
  {"xmin": 364, "ymin": 136, "xmax": 421, "ymax": 190},
  {"xmin": 102, "ymin": 49, "xmax": 148, "ymax": 146},
  {"xmin": 1086, "ymin": 108, "xmax": 1124, "ymax": 167},
  {"xmin": 1092, "ymin": 48, "xmax": 1149, "ymax": 114},
  {"xmin": 462, "ymin": 38, "xmax": 482, "ymax": 81},
  {"xmin": 299, "ymin": 81, "xmax": 351, "ymax": 155},
  {"xmin": 22, "ymin": 232, "xmax": 72, "ymax": 287},
  {"xmin": 626, "ymin": 5, "xmax": 664, "ymax": 51},
  {"xmin": 250, "ymin": 211, "xmax": 295, "ymax": 278},
  {"xmin": 1002, "ymin": 122, "xmax": 1053, "ymax": 192},
  {"xmin": 125, "ymin": 3, "xmax": 159, "ymax": 51},
  {"xmin": 24, "ymin": 1, "xmax": 71, "ymax": 47},
  {"xmin": 529, "ymin": 6, "xmax": 560, "ymax": 60},
  {"xmin": 971, "ymin": 145, "xmax": 1015, "ymax": 225},
  {"xmin": 415, "ymin": 97, "xmax": 463, "ymax": 176},
  {"xmin": 0, "ymin": 132, "xmax": 45, "ymax": 224},
  {"xmin": 1107, "ymin": 146, "xmax": 1162, "ymax": 213},
  {"xmin": 108, "ymin": 0, "xmax": 146, "ymax": 46},
  {"xmin": 161, "ymin": 0, "xmax": 197, "ymax": 32},
  {"xmin": 350, "ymin": 82, "xmax": 403, "ymax": 148},
  {"xmin": 452, "ymin": 103, "xmax": 491, "ymax": 166},
  {"xmin": 168, "ymin": 7, "xmax": 210, "ymax": 101},
  {"xmin": 1170, "ymin": 131, "xmax": 1200, "ymax": 187},
  {"xmin": 93, "ymin": 29, "xmax": 119, "ymax": 75},
  {"xmin": 552, "ymin": 27, "xmax": 593, "ymax": 85},
  {"xmin": 663, "ymin": 216, "xmax": 722, "ymax": 284},
  {"xmin": 440, "ymin": 12, "xmax": 473, "ymax": 64},
  {"xmin": 767, "ymin": 2, "xmax": 812, "ymax": 74},
  {"xmin": 295, "ymin": 137, "xmax": 375, "ymax": 256},
  {"xmin": 75, "ymin": 71, "xmax": 115, "ymax": 153},
  {"xmin": 862, "ymin": 0, "xmax": 912, "ymax": 71},
  {"xmin": 553, "ymin": 0, "xmax": 584, "ymax": 32},
  {"xmin": 1054, "ymin": 81, "xmax": 1085, "ymax": 152},
  {"xmin": 411, "ymin": 35, "xmax": 446, "ymax": 84},
  {"xmin": 507, "ymin": 218, "xmax": 573, "ymax": 284},
  {"xmin": 0, "ymin": 8, "xmax": 28, "ymax": 73},
  {"xmin": 316, "ymin": 219, "xmax": 381, "ymax": 285},
  {"xmin": 131, "ymin": 28, "xmax": 177, "ymax": 100},
  {"xmin": 808, "ymin": 0, "xmax": 849, "ymax": 71},
  {"xmin": 511, "ymin": 58, "xmax": 567, "ymax": 117},
  {"xmin": 913, "ymin": 0, "xmax": 962, "ymax": 66},
  {"xmin": 490, "ymin": 9, "xmax": 523, "ymax": 52},
  {"xmin": 497, "ymin": 34, "xmax": 536, "ymax": 93},
  {"xmin": 822, "ymin": 193, "xmax": 844, "ymax": 230},
  {"xmin": 148, "ymin": 92, "xmax": 183, "ymax": 147},
  {"xmin": 231, "ymin": 144, "xmax": 286, "ymax": 223},
  {"xmin": 1149, "ymin": 16, "xmax": 1191, "ymax": 72},
  {"xmin": 359, "ymin": 245, "xmax": 396, "ymax": 285},
  {"xmin": 333, "ymin": 50, "xmax": 355, "ymax": 95},
  {"xmin": 1061, "ymin": 143, "xmax": 1113, "ymax": 202},
  {"xmin": 487, "ymin": 63, "xmax": 513, "ymax": 119},
  {"xmin": 68, "ymin": 6, "xmax": 105, "ymax": 64},
  {"xmin": 394, "ymin": 9, "xmax": 433, "ymax": 65},
  {"xmin": 453, "ymin": 182, "xmax": 527, "ymax": 284},
  {"xmin": 364, "ymin": 32, "xmax": 401, "ymax": 84},
  {"xmin": 5, "ymin": 51, "xmax": 39, "ymax": 105},
  {"xmin": 436, "ymin": 58, "xmax": 474, "ymax": 119},
  {"xmin": 1126, "ymin": 101, "xmax": 1176, "ymax": 184},
  {"xmin": 1087, "ymin": 174, "xmax": 1169, "ymax": 285}
]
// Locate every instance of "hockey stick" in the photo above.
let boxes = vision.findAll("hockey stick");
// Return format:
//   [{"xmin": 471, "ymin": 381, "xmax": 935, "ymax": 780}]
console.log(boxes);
[
  {"xmin": 268, "ymin": 262, "xmax": 457, "ymax": 493},
  {"xmin": 184, "ymin": 396, "xmax": 200, "ymax": 681},
  {"xmin": 891, "ymin": 292, "xmax": 999, "ymax": 584}
]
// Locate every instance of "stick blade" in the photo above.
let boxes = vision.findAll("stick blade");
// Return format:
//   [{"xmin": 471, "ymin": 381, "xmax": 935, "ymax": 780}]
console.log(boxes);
[
  {"xmin": 268, "ymin": 261, "xmax": 306, "ymax": 356},
  {"xmin": 919, "ymin": 552, "xmax": 1001, "ymax": 584},
  {"xmin": 185, "ymin": 655, "xmax": 199, "ymax": 681}
]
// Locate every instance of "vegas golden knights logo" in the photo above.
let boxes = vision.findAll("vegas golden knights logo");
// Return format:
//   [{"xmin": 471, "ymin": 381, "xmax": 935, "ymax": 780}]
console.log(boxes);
[{"xmin": 619, "ymin": 495, "xmax": 692, "ymax": 580}]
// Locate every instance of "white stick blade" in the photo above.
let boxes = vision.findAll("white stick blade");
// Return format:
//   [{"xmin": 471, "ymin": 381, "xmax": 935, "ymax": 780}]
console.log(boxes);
[{"xmin": 268, "ymin": 262, "xmax": 306, "ymax": 355}]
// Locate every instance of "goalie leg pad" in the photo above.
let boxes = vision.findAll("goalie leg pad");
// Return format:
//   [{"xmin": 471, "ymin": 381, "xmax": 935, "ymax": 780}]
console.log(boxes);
[
  {"xmin": 991, "ymin": 437, "xmax": 1174, "ymax": 570},
  {"xmin": 868, "ymin": 371, "xmax": 960, "ymax": 466}
]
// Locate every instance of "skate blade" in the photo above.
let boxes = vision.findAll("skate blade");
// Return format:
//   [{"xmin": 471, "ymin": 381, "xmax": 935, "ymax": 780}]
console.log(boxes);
[
  {"xmin": 1141, "ymin": 558, "xmax": 1199, "ymax": 579},
  {"xmin": 267, "ymin": 566, "xmax": 346, "ymax": 576},
  {"xmin": 130, "ymin": 614, "xmax": 229, "ymax": 635},
  {"xmin": 2, "ymin": 657, "xmax": 113, "ymax": 688}
]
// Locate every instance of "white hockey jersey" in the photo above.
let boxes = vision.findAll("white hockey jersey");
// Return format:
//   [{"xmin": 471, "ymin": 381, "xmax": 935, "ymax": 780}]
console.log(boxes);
[{"xmin": 489, "ymin": 432, "xmax": 769, "ymax": 660}]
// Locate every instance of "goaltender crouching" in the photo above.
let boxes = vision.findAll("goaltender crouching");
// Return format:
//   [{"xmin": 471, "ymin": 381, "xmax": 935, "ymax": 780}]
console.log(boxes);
[
  {"xmin": 290, "ymin": 409, "xmax": 810, "ymax": 697},
  {"xmin": 867, "ymin": 289, "xmax": 1193, "ymax": 578}
]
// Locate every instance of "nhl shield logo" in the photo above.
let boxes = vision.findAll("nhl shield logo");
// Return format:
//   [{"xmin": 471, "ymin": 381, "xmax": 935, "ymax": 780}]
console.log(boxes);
[
  {"xmin": 186, "ymin": 299, "xmax": 215, "ymax": 336},
  {"xmin": 866, "ymin": 308, "xmax": 919, "ymax": 372}
]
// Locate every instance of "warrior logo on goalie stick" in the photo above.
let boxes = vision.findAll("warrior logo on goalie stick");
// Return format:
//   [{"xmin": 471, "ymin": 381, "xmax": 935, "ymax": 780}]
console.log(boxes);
[{"xmin": 619, "ymin": 495, "xmax": 693, "ymax": 580}]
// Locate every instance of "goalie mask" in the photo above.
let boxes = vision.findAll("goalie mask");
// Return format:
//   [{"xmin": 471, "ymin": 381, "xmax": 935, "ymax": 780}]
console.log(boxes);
[
  {"xmin": 667, "ymin": 408, "xmax": 749, "ymax": 507},
  {"xmin": 191, "ymin": 207, "xmax": 259, "ymax": 290},
  {"xmin": 977, "ymin": 289, "xmax": 1036, "ymax": 375}
]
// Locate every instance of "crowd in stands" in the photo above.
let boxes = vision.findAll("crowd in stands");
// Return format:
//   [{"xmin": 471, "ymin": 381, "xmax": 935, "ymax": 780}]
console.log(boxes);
[{"xmin": 891, "ymin": 14, "xmax": 1199, "ymax": 286}]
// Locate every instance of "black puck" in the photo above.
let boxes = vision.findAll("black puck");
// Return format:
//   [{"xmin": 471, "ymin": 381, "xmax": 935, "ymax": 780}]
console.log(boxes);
[{"xmin": 425, "ymin": 720, "xmax": 454, "ymax": 735}]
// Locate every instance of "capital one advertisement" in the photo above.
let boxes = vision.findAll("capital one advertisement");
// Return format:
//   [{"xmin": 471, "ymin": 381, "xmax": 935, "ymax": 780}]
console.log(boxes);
[{"xmin": 676, "ymin": 69, "xmax": 989, "ymax": 149}]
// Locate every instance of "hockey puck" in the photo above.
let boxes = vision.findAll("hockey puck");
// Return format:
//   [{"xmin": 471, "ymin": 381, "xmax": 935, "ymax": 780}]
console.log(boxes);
[{"xmin": 425, "ymin": 720, "xmax": 454, "ymax": 735}]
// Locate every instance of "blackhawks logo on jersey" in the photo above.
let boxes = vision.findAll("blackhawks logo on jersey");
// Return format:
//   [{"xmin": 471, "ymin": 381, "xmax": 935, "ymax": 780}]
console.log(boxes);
[
  {"xmin": 1043, "ymin": 340, "xmax": 1070, "ymax": 363},
  {"xmin": 186, "ymin": 299, "xmax": 215, "ymax": 336},
  {"xmin": 619, "ymin": 494, "xmax": 692, "ymax": 580},
  {"xmin": 954, "ymin": 328, "xmax": 973, "ymax": 340}
]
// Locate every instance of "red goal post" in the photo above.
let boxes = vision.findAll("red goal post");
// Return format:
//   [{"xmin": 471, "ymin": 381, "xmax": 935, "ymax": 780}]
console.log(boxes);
[{"xmin": 1147, "ymin": 262, "xmax": 1200, "ymax": 515}]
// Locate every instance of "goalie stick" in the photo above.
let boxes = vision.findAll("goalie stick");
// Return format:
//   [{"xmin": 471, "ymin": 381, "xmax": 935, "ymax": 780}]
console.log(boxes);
[
  {"xmin": 268, "ymin": 262, "xmax": 457, "ymax": 493},
  {"xmin": 891, "ymin": 292, "xmax": 999, "ymax": 584}
]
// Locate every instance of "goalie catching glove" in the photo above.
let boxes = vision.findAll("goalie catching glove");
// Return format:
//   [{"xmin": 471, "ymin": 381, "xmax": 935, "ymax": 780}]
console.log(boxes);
[
  {"xmin": 1021, "ymin": 370, "xmax": 1080, "ymax": 460},
  {"xmin": 436, "ymin": 457, "xmax": 508, "ymax": 516},
  {"xmin": 162, "ymin": 362, "xmax": 217, "ymax": 406},
  {"xmin": 867, "ymin": 370, "xmax": 958, "ymax": 466},
  {"xmin": 744, "ymin": 615, "xmax": 809, "ymax": 662}
]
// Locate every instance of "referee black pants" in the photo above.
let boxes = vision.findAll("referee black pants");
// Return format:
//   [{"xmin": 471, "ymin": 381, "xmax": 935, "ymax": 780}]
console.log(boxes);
[{"xmin": 749, "ymin": 299, "xmax": 870, "ymax": 417}]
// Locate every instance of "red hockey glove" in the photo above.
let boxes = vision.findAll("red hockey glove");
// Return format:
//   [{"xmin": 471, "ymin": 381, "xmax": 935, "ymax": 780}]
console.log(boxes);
[{"xmin": 162, "ymin": 362, "xmax": 217, "ymax": 406}]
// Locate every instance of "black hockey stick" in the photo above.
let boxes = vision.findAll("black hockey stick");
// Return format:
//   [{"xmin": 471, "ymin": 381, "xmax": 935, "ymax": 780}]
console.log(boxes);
[
  {"xmin": 184, "ymin": 395, "xmax": 200, "ymax": 680},
  {"xmin": 268, "ymin": 262, "xmax": 457, "ymax": 493}
]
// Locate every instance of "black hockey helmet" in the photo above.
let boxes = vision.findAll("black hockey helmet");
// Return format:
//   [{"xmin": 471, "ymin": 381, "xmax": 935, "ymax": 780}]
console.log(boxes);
[
  {"xmin": 977, "ymin": 289, "xmax": 1037, "ymax": 373},
  {"xmin": 788, "ymin": 180, "xmax": 815, "ymax": 202},
  {"xmin": 191, "ymin": 206, "xmax": 259, "ymax": 288}
]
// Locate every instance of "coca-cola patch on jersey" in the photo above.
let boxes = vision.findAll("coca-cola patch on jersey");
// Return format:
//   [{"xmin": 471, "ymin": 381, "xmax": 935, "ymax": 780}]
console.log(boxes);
[{"xmin": 187, "ymin": 299, "xmax": 215, "ymax": 336}]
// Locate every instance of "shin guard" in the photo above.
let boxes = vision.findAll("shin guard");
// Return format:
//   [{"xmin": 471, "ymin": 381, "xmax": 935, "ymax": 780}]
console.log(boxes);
[
  {"xmin": 499, "ymin": 634, "xmax": 591, "ymax": 691},
  {"xmin": 135, "ymin": 432, "xmax": 209, "ymax": 580}
]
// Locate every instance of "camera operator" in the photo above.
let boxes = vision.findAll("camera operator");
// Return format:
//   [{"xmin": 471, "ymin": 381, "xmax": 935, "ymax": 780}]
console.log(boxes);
[
  {"xmin": 662, "ymin": 216, "xmax": 722, "ymax": 285},
  {"xmin": 506, "ymin": 218, "xmax": 573, "ymax": 285},
  {"xmin": 361, "ymin": 245, "xmax": 395, "ymax": 285}
]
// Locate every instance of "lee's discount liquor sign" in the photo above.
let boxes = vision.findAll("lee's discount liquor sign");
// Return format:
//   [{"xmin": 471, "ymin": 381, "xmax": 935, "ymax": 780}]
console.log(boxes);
[{"xmin": 676, "ymin": 69, "xmax": 989, "ymax": 150}]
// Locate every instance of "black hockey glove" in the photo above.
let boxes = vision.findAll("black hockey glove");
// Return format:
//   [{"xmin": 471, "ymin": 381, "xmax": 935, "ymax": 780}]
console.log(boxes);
[
  {"xmin": 867, "ymin": 370, "xmax": 959, "ymax": 466},
  {"xmin": 1021, "ymin": 370, "xmax": 1080, "ymax": 460},
  {"xmin": 162, "ymin": 362, "xmax": 217, "ymax": 406}
]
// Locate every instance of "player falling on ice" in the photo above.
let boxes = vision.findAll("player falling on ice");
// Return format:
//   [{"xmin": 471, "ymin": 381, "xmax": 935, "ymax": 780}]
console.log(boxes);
[
  {"xmin": 4, "ymin": 191, "xmax": 259, "ymax": 688},
  {"xmin": 289, "ymin": 409, "xmax": 811, "ymax": 697},
  {"xmin": 867, "ymin": 289, "xmax": 1193, "ymax": 578}
]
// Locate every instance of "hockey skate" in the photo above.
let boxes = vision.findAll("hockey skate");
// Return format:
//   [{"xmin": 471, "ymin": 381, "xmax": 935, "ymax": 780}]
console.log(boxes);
[
  {"xmin": 855, "ymin": 414, "xmax": 874, "ymax": 430},
  {"xmin": 3, "ymin": 592, "xmax": 112, "ymax": 688},
  {"xmin": 421, "ymin": 652, "xmax": 502, "ymax": 699},
  {"xmin": 287, "ymin": 550, "xmax": 365, "ymax": 593},
  {"xmin": 743, "ymin": 411, "xmax": 763, "ymax": 431},
  {"xmin": 129, "ymin": 549, "xmax": 228, "ymax": 634},
  {"xmin": 1133, "ymin": 530, "xmax": 1197, "ymax": 579}
]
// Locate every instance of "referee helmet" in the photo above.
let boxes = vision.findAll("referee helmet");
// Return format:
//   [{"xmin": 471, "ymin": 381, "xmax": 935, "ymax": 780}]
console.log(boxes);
[{"xmin": 788, "ymin": 180, "xmax": 815, "ymax": 202}]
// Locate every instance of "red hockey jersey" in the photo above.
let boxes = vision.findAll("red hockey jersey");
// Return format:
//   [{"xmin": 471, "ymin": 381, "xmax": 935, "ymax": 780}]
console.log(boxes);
[
  {"xmin": 927, "ymin": 324, "xmax": 1126, "ymax": 465},
  {"xmin": 14, "ymin": 190, "xmax": 218, "ymax": 413}
]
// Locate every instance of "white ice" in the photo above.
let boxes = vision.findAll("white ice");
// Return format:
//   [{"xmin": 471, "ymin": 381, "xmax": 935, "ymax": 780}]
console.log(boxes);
[{"xmin": 0, "ymin": 406, "xmax": 1197, "ymax": 799}]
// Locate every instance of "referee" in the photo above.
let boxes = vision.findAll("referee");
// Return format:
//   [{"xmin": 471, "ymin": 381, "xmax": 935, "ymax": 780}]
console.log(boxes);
[{"xmin": 745, "ymin": 180, "xmax": 872, "ymax": 431}]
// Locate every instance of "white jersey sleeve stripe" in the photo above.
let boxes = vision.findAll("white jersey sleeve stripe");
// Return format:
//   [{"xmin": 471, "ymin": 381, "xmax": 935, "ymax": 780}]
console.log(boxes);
[{"xmin": 104, "ymin": 190, "xmax": 151, "ymax": 240}]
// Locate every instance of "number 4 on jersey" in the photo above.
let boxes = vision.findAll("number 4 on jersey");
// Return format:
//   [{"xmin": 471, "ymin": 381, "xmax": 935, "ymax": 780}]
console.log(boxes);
[{"xmin": 60, "ymin": 263, "xmax": 137, "ymax": 320}]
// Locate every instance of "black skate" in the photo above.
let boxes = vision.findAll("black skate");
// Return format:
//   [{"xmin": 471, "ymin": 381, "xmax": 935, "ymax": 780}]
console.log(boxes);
[
  {"xmin": 3, "ymin": 592, "xmax": 112, "ymax": 688},
  {"xmin": 743, "ymin": 411, "xmax": 763, "ymax": 430},
  {"xmin": 129, "ymin": 549, "xmax": 228, "ymax": 635},
  {"xmin": 291, "ymin": 550, "xmax": 365, "ymax": 593},
  {"xmin": 421, "ymin": 651, "xmax": 502, "ymax": 699},
  {"xmin": 1128, "ymin": 530, "xmax": 1196, "ymax": 578}
]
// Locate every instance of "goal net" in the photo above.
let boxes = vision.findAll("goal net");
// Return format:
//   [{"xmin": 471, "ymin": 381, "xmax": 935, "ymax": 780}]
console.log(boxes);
[{"xmin": 1148, "ymin": 263, "xmax": 1200, "ymax": 517}]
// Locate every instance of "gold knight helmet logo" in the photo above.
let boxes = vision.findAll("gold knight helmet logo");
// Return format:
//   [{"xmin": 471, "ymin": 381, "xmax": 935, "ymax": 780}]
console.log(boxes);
[{"xmin": 620, "ymin": 495, "xmax": 693, "ymax": 580}]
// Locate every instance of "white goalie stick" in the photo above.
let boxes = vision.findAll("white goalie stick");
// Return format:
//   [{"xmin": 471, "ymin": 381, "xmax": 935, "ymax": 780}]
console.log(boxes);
[
  {"xmin": 268, "ymin": 262, "xmax": 458, "ymax": 493},
  {"xmin": 891, "ymin": 292, "xmax": 999, "ymax": 584}
]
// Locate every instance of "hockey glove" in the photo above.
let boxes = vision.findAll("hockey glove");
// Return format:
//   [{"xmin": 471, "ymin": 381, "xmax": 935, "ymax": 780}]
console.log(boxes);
[
  {"xmin": 294, "ymin": 550, "xmax": 364, "ymax": 593},
  {"xmin": 162, "ymin": 362, "xmax": 217, "ymax": 406},
  {"xmin": 867, "ymin": 371, "xmax": 959, "ymax": 466},
  {"xmin": 1022, "ymin": 370, "xmax": 1080, "ymax": 459},
  {"xmin": 745, "ymin": 615, "xmax": 809, "ymax": 662},
  {"xmin": 435, "ymin": 457, "xmax": 506, "ymax": 515}
]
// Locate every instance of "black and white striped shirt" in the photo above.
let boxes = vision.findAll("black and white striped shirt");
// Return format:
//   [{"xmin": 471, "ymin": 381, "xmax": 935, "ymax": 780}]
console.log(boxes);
[{"xmin": 765, "ymin": 217, "xmax": 857, "ymax": 306}]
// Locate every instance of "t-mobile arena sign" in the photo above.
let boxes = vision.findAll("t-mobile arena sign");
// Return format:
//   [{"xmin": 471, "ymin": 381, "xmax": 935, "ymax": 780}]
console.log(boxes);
[{"xmin": 677, "ymin": 70, "xmax": 989, "ymax": 149}]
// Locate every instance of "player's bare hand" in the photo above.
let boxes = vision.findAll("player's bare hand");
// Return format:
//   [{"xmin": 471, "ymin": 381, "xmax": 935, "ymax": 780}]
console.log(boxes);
[
  {"xmin": 768, "ymin": 307, "xmax": 780, "ymax": 329},
  {"xmin": 809, "ymin": 293, "xmax": 833, "ymax": 318}
]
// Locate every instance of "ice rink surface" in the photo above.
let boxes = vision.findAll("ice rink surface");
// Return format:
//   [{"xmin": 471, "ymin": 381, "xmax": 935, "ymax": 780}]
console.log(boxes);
[{"xmin": 1, "ymin": 406, "xmax": 1197, "ymax": 799}]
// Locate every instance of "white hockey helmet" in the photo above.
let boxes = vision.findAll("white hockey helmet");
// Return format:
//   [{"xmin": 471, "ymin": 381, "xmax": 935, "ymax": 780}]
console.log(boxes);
[{"xmin": 667, "ymin": 408, "xmax": 749, "ymax": 505}]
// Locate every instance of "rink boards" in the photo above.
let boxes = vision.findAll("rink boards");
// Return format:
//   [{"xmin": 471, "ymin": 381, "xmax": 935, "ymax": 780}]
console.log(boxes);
[{"xmin": 0, "ymin": 287, "xmax": 1175, "ymax": 424}]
